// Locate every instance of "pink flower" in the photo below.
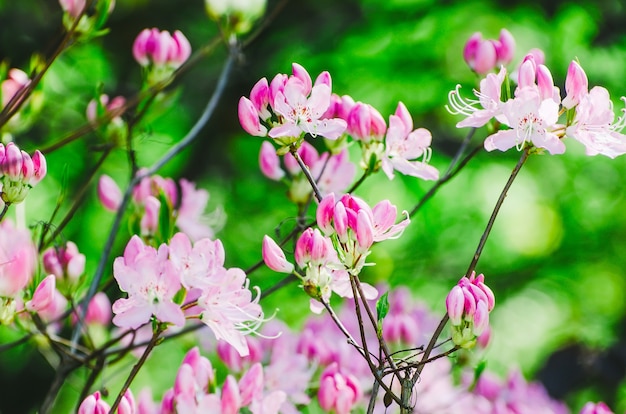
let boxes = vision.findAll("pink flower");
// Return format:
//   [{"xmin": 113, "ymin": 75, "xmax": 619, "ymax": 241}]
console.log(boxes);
[
  {"xmin": 484, "ymin": 87, "xmax": 565, "ymax": 154},
  {"xmin": 346, "ymin": 102, "xmax": 386, "ymax": 142},
  {"xmin": 1, "ymin": 68, "xmax": 29, "ymax": 108},
  {"xmin": 83, "ymin": 292, "xmax": 112, "ymax": 326},
  {"xmin": 580, "ymin": 402, "xmax": 614, "ymax": 414},
  {"xmin": 447, "ymin": 66, "xmax": 507, "ymax": 128},
  {"xmin": 196, "ymin": 267, "xmax": 263, "ymax": 357},
  {"xmin": 0, "ymin": 220, "xmax": 36, "ymax": 297},
  {"xmin": 112, "ymin": 236, "xmax": 185, "ymax": 329},
  {"xmin": 168, "ymin": 232, "xmax": 225, "ymax": 290},
  {"xmin": 239, "ymin": 97, "xmax": 268, "ymax": 137},
  {"xmin": 381, "ymin": 102, "xmax": 439, "ymax": 181},
  {"xmin": 176, "ymin": 178, "xmax": 220, "ymax": 242},
  {"xmin": 565, "ymin": 86, "xmax": 626, "ymax": 158},
  {"xmin": 87, "ymin": 94, "xmax": 126, "ymax": 124}
]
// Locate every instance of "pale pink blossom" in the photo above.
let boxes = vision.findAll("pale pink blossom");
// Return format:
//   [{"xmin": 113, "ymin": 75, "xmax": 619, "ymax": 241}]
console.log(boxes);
[
  {"xmin": 484, "ymin": 87, "xmax": 565, "ymax": 154},
  {"xmin": 381, "ymin": 102, "xmax": 439, "ymax": 181},
  {"xmin": 0, "ymin": 220, "xmax": 36, "ymax": 297},
  {"xmin": 318, "ymin": 363, "xmax": 362, "ymax": 414},
  {"xmin": 176, "ymin": 178, "xmax": 220, "ymax": 242},
  {"xmin": 25, "ymin": 275, "xmax": 56, "ymax": 313},
  {"xmin": 42, "ymin": 241, "xmax": 86, "ymax": 281},
  {"xmin": 112, "ymin": 236, "xmax": 184, "ymax": 329},
  {"xmin": 565, "ymin": 86, "xmax": 626, "ymax": 158},
  {"xmin": 168, "ymin": 232, "xmax": 225, "ymax": 290},
  {"xmin": 83, "ymin": 292, "xmax": 112, "ymax": 326},
  {"xmin": 447, "ymin": 66, "xmax": 506, "ymax": 128}
]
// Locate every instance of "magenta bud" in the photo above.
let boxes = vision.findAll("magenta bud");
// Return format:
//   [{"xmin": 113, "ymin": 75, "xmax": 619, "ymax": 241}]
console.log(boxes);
[
  {"xmin": 463, "ymin": 32, "xmax": 483, "ymax": 68},
  {"xmin": 517, "ymin": 58, "xmax": 536, "ymax": 89},
  {"xmin": 140, "ymin": 195, "xmax": 160, "ymax": 235},
  {"xmin": 495, "ymin": 29, "xmax": 515, "ymax": 65},
  {"xmin": 314, "ymin": 71, "xmax": 332, "ymax": 88},
  {"xmin": 347, "ymin": 102, "xmax": 370, "ymax": 140},
  {"xmin": 238, "ymin": 363, "xmax": 263, "ymax": 407},
  {"xmin": 472, "ymin": 300, "xmax": 489, "ymax": 336},
  {"xmin": 262, "ymin": 235, "xmax": 294, "ymax": 274},
  {"xmin": 446, "ymin": 285, "xmax": 465, "ymax": 326},
  {"xmin": 174, "ymin": 363, "xmax": 195, "ymax": 399},
  {"xmin": 78, "ymin": 391, "xmax": 111, "ymax": 414},
  {"xmin": 4, "ymin": 142, "xmax": 22, "ymax": 179},
  {"xmin": 563, "ymin": 60, "xmax": 588, "ymax": 109},
  {"xmin": 335, "ymin": 94, "xmax": 356, "ymax": 121},
  {"xmin": 31, "ymin": 150, "xmax": 47, "ymax": 185},
  {"xmin": 132, "ymin": 29, "xmax": 152, "ymax": 66},
  {"xmin": 259, "ymin": 141, "xmax": 284, "ymax": 181},
  {"xmin": 84, "ymin": 292, "xmax": 112, "ymax": 326},
  {"xmin": 473, "ymin": 40, "xmax": 498, "ymax": 75},
  {"xmin": 355, "ymin": 210, "xmax": 374, "ymax": 252},
  {"xmin": 170, "ymin": 30, "xmax": 192, "ymax": 67},
  {"xmin": 221, "ymin": 375, "xmax": 242, "ymax": 414},
  {"xmin": 536, "ymin": 64, "xmax": 556, "ymax": 101},
  {"xmin": 118, "ymin": 390, "xmax": 136, "ymax": 414},
  {"xmin": 20, "ymin": 151, "xmax": 34, "ymax": 181},
  {"xmin": 98, "ymin": 174, "xmax": 123, "ymax": 211},
  {"xmin": 249, "ymin": 77, "xmax": 271, "ymax": 120},
  {"xmin": 26, "ymin": 275, "xmax": 56, "ymax": 313},
  {"xmin": 238, "ymin": 97, "xmax": 267, "ymax": 137},
  {"xmin": 316, "ymin": 193, "xmax": 336, "ymax": 235},
  {"xmin": 579, "ymin": 402, "xmax": 614, "ymax": 414},
  {"xmin": 333, "ymin": 201, "xmax": 349, "ymax": 242}
]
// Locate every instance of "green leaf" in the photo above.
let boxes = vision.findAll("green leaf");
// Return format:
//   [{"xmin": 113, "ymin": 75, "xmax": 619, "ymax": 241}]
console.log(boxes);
[{"xmin": 376, "ymin": 291, "xmax": 389, "ymax": 322}]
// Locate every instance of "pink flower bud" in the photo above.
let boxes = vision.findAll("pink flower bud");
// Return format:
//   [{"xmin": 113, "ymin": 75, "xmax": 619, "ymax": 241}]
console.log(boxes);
[
  {"xmin": 473, "ymin": 300, "xmax": 489, "ymax": 336},
  {"xmin": 118, "ymin": 389, "xmax": 136, "ymax": 414},
  {"xmin": 238, "ymin": 363, "xmax": 263, "ymax": 406},
  {"xmin": 249, "ymin": 78, "xmax": 271, "ymax": 120},
  {"xmin": 394, "ymin": 101, "xmax": 413, "ymax": 133},
  {"xmin": 333, "ymin": 201, "xmax": 348, "ymax": 242},
  {"xmin": 174, "ymin": 363, "xmax": 195, "ymax": 400},
  {"xmin": 238, "ymin": 97, "xmax": 267, "ymax": 137},
  {"xmin": 1, "ymin": 68, "xmax": 29, "ymax": 108},
  {"xmin": 495, "ymin": 29, "xmax": 515, "ymax": 65},
  {"xmin": 335, "ymin": 94, "xmax": 355, "ymax": 121},
  {"xmin": 536, "ymin": 64, "xmax": 557, "ymax": 102},
  {"xmin": 26, "ymin": 275, "xmax": 56, "ymax": 313},
  {"xmin": 84, "ymin": 292, "xmax": 112, "ymax": 326},
  {"xmin": 355, "ymin": 210, "xmax": 374, "ymax": 252},
  {"xmin": 42, "ymin": 248, "xmax": 64, "ymax": 278},
  {"xmin": 517, "ymin": 58, "xmax": 536, "ymax": 89},
  {"xmin": 221, "ymin": 375, "xmax": 242, "ymax": 414},
  {"xmin": 4, "ymin": 142, "xmax": 22, "ymax": 179},
  {"xmin": 269, "ymin": 73, "xmax": 288, "ymax": 108},
  {"xmin": 182, "ymin": 347, "xmax": 214, "ymax": 392},
  {"xmin": 30, "ymin": 150, "xmax": 47, "ymax": 186},
  {"xmin": 563, "ymin": 60, "xmax": 588, "ymax": 109},
  {"xmin": 259, "ymin": 141, "xmax": 284, "ymax": 180},
  {"xmin": 169, "ymin": 31, "xmax": 191, "ymax": 68},
  {"xmin": 316, "ymin": 193, "xmax": 336, "ymax": 235},
  {"xmin": 473, "ymin": 40, "xmax": 497, "ymax": 75},
  {"xmin": 59, "ymin": 0, "xmax": 86, "ymax": 19},
  {"xmin": 446, "ymin": 285, "xmax": 465, "ymax": 326},
  {"xmin": 20, "ymin": 151, "xmax": 34, "ymax": 181},
  {"xmin": 140, "ymin": 195, "xmax": 160, "ymax": 235},
  {"xmin": 580, "ymin": 402, "xmax": 614, "ymax": 414},
  {"xmin": 314, "ymin": 71, "xmax": 332, "ymax": 88},
  {"xmin": 262, "ymin": 235, "xmax": 294, "ymax": 273},
  {"xmin": 463, "ymin": 32, "xmax": 483, "ymax": 69},
  {"xmin": 78, "ymin": 391, "xmax": 111, "ymax": 414},
  {"xmin": 98, "ymin": 174, "xmax": 123, "ymax": 211}
]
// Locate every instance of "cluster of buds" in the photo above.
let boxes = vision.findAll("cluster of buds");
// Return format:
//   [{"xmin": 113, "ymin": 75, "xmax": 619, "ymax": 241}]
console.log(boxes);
[
  {"xmin": 0, "ymin": 142, "xmax": 46, "ymax": 204},
  {"xmin": 205, "ymin": 0, "xmax": 266, "ymax": 36},
  {"xmin": 445, "ymin": 271, "xmax": 495, "ymax": 348},
  {"xmin": 42, "ymin": 241, "xmax": 86, "ymax": 285},
  {"xmin": 463, "ymin": 29, "xmax": 515, "ymax": 75},
  {"xmin": 86, "ymin": 94, "xmax": 127, "ymax": 144},
  {"xmin": 449, "ymin": 30, "xmax": 626, "ymax": 158},
  {"xmin": 580, "ymin": 402, "xmax": 614, "ymax": 414},
  {"xmin": 132, "ymin": 28, "xmax": 192, "ymax": 85},
  {"xmin": 78, "ymin": 390, "xmax": 134, "ymax": 414}
]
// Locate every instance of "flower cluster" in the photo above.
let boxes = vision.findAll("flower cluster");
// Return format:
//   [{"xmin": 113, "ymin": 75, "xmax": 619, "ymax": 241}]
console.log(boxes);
[
  {"xmin": 449, "ymin": 31, "xmax": 626, "ymax": 158},
  {"xmin": 98, "ymin": 173, "xmax": 222, "ymax": 243},
  {"xmin": 112, "ymin": 233, "xmax": 263, "ymax": 356},
  {"xmin": 263, "ymin": 193, "xmax": 409, "ymax": 312},
  {"xmin": 445, "ymin": 271, "xmax": 495, "ymax": 348},
  {"xmin": 0, "ymin": 142, "xmax": 46, "ymax": 204}
]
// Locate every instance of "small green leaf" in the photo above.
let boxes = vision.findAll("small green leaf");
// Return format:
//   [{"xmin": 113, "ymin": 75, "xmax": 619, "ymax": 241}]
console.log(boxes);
[
  {"xmin": 469, "ymin": 359, "xmax": 487, "ymax": 391},
  {"xmin": 376, "ymin": 291, "xmax": 389, "ymax": 322}
]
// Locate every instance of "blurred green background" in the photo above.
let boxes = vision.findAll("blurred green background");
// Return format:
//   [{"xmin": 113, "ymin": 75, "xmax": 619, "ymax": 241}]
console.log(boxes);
[{"xmin": 2, "ymin": 0, "xmax": 626, "ymax": 412}]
